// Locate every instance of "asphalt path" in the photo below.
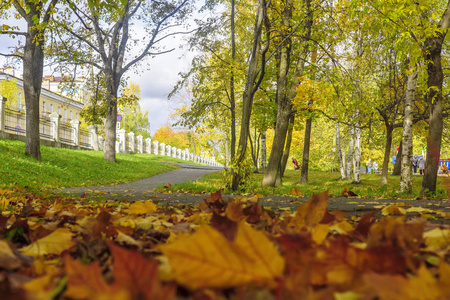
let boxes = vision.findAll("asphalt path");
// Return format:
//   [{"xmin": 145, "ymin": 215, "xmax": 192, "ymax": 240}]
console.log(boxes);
[{"xmin": 55, "ymin": 164, "xmax": 450, "ymax": 224}]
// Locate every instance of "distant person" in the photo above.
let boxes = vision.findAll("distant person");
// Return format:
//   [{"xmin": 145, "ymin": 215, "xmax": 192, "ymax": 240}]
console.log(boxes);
[
  {"xmin": 373, "ymin": 161, "xmax": 378, "ymax": 173},
  {"xmin": 418, "ymin": 156, "xmax": 425, "ymax": 175},
  {"xmin": 412, "ymin": 155, "xmax": 418, "ymax": 173},
  {"xmin": 292, "ymin": 158, "xmax": 300, "ymax": 170},
  {"xmin": 366, "ymin": 159, "xmax": 371, "ymax": 174}
]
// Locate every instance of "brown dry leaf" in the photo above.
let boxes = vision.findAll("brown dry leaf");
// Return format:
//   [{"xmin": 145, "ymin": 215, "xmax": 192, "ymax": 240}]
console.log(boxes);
[
  {"xmin": 128, "ymin": 201, "xmax": 158, "ymax": 215},
  {"xmin": 0, "ymin": 239, "xmax": 23, "ymax": 270},
  {"xmin": 381, "ymin": 204, "xmax": 406, "ymax": 216},
  {"xmin": 160, "ymin": 222, "xmax": 284, "ymax": 289},
  {"xmin": 20, "ymin": 228, "xmax": 75, "ymax": 257},
  {"xmin": 364, "ymin": 264, "xmax": 449, "ymax": 300},
  {"xmin": 109, "ymin": 243, "xmax": 175, "ymax": 300},
  {"xmin": 225, "ymin": 202, "xmax": 245, "ymax": 222},
  {"xmin": 289, "ymin": 188, "xmax": 301, "ymax": 196},
  {"xmin": 291, "ymin": 191, "xmax": 328, "ymax": 229},
  {"xmin": 64, "ymin": 255, "xmax": 126, "ymax": 300}
]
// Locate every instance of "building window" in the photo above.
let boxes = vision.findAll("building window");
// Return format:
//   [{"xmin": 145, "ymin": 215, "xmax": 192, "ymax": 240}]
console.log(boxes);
[
  {"xmin": 64, "ymin": 109, "xmax": 67, "ymax": 122},
  {"xmin": 70, "ymin": 110, "xmax": 72, "ymax": 120},
  {"xmin": 42, "ymin": 101, "xmax": 46, "ymax": 114},
  {"xmin": 58, "ymin": 107, "xmax": 61, "ymax": 116},
  {"xmin": 76, "ymin": 113, "xmax": 78, "ymax": 121},
  {"xmin": 50, "ymin": 104, "xmax": 53, "ymax": 113}
]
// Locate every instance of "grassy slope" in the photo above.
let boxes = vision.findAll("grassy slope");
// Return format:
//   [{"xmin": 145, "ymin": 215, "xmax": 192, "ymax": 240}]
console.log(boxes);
[
  {"xmin": 0, "ymin": 139, "xmax": 183, "ymax": 191},
  {"xmin": 163, "ymin": 169, "xmax": 449, "ymax": 200}
]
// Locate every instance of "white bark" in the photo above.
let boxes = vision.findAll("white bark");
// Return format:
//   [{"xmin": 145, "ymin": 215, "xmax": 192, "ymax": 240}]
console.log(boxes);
[
  {"xmin": 353, "ymin": 113, "xmax": 361, "ymax": 183},
  {"xmin": 336, "ymin": 122, "xmax": 346, "ymax": 179},
  {"xmin": 346, "ymin": 126, "xmax": 354, "ymax": 179},
  {"xmin": 400, "ymin": 67, "xmax": 418, "ymax": 193}
]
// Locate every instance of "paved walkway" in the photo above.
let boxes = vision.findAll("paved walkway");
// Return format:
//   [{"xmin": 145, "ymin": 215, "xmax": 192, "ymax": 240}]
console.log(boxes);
[
  {"xmin": 56, "ymin": 163, "xmax": 224, "ymax": 201},
  {"xmin": 56, "ymin": 164, "xmax": 450, "ymax": 224}
]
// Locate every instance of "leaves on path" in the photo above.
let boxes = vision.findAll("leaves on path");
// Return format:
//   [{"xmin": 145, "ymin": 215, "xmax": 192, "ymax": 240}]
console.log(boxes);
[{"xmin": 0, "ymin": 189, "xmax": 448, "ymax": 299}]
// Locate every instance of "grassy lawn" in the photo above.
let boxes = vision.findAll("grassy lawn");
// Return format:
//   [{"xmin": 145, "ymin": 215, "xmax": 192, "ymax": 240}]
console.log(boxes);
[
  {"xmin": 0, "ymin": 139, "xmax": 186, "ymax": 191},
  {"xmin": 161, "ymin": 169, "xmax": 449, "ymax": 200}
]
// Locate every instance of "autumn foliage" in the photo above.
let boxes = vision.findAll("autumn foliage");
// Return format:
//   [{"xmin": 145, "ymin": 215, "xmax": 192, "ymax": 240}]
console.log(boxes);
[{"xmin": 0, "ymin": 188, "xmax": 449, "ymax": 299}]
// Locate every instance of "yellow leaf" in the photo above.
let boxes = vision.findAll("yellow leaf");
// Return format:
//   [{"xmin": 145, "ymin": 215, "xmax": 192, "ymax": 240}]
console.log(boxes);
[
  {"xmin": 160, "ymin": 222, "xmax": 284, "ymax": 289},
  {"xmin": 381, "ymin": 204, "xmax": 406, "ymax": 216},
  {"xmin": 20, "ymin": 228, "xmax": 75, "ymax": 257},
  {"xmin": 423, "ymin": 228, "xmax": 450, "ymax": 250},
  {"xmin": 128, "ymin": 201, "xmax": 157, "ymax": 215},
  {"xmin": 292, "ymin": 191, "xmax": 328, "ymax": 229},
  {"xmin": 22, "ymin": 274, "xmax": 54, "ymax": 300},
  {"xmin": 312, "ymin": 224, "xmax": 330, "ymax": 245}
]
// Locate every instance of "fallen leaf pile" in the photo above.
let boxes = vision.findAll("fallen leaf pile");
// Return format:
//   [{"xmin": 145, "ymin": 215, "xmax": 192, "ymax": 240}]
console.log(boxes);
[{"xmin": 0, "ymin": 188, "xmax": 449, "ymax": 299}]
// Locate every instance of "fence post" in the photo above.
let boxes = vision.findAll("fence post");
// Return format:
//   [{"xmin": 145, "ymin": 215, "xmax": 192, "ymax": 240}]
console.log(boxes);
[
  {"xmin": 181, "ymin": 150, "xmax": 185, "ymax": 160},
  {"xmin": 145, "ymin": 138, "xmax": 151, "ymax": 154},
  {"xmin": 116, "ymin": 129, "xmax": 127, "ymax": 153},
  {"xmin": 128, "ymin": 132, "xmax": 135, "ymax": 152},
  {"xmin": 172, "ymin": 146, "xmax": 177, "ymax": 158},
  {"xmin": 137, "ymin": 135, "xmax": 143, "ymax": 153},
  {"xmin": 177, "ymin": 148, "xmax": 181, "ymax": 159},
  {"xmin": 153, "ymin": 140, "xmax": 159, "ymax": 155},
  {"xmin": 50, "ymin": 112, "xmax": 60, "ymax": 142},
  {"xmin": 0, "ymin": 96, "xmax": 6, "ymax": 132},
  {"xmin": 70, "ymin": 120, "xmax": 80, "ymax": 146},
  {"xmin": 159, "ymin": 143, "xmax": 165, "ymax": 155},
  {"xmin": 89, "ymin": 125, "xmax": 99, "ymax": 150},
  {"xmin": 166, "ymin": 144, "xmax": 171, "ymax": 156},
  {"xmin": 99, "ymin": 136, "xmax": 105, "ymax": 151}
]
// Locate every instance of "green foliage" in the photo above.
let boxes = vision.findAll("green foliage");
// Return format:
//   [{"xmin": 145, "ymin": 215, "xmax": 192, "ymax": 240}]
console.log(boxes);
[{"xmin": 0, "ymin": 78, "xmax": 21, "ymax": 108}]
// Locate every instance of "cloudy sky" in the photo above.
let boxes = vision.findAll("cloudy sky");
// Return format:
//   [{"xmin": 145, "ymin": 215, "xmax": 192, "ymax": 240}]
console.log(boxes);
[{"xmin": 0, "ymin": 4, "xmax": 208, "ymax": 135}]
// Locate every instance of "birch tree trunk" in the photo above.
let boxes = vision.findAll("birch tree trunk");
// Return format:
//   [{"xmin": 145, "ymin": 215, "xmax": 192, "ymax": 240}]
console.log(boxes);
[
  {"xmin": 336, "ymin": 122, "xmax": 346, "ymax": 179},
  {"xmin": 400, "ymin": 68, "xmax": 418, "ymax": 193},
  {"xmin": 346, "ymin": 127, "xmax": 354, "ymax": 179},
  {"xmin": 260, "ymin": 131, "xmax": 267, "ymax": 169},
  {"xmin": 353, "ymin": 114, "xmax": 361, "ymax": 184}
]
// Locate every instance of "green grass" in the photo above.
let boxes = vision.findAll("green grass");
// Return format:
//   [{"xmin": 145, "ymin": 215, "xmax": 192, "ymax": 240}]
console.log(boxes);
[
  {"xmin": 160, "ymin": 169, "xmax": 449, "ymax": 200},
  {"xmin": 0, "ymin": 139, "xmax": 187, "ymax": 191}
]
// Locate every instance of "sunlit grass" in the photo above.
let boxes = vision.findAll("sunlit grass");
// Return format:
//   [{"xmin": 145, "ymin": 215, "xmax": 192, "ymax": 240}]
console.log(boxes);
[
  {"xmin": 0, "ymin": 139, "xmax": 186, "ymax": 192},
  {"xmin": 162, "ymin": 169, "xmax": 449, "ymax": 200}
]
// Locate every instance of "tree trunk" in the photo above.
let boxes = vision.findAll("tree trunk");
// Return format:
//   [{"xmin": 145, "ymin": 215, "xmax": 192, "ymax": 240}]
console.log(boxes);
[
  {"xmin": 262, "ymin": 0, "xmax": 293, "ymax": 187},
  {"xmin": 346, "ymin": 126, "xmax": 354, "ymax": 179},
  {"xmin": 422, "ymin": 37, "xmax": 446, "ymax": 193},
  {"xmin": 353, "ymin": 115, "xmax": 361, "ymax": 184},
  {"xmin": 231, "ymin": 0, "xmax": 267, "ymax": 190},
  {"xmin": 336, "ymin": 122, "xmax": 345, "ymax": 179},
  {"xmin": 104, "ymin": 70, "xmax": 120, "ymax": 162},
  {"xmin": 225, "ymin": 133, "xmax": 230, "ymax": 167},
  {"xmin": 300, "ymin": 117, "xmax": 312, "ymax": 183},
  {"xmin": 260, "ymin": 131, "xmax": 267, "ymax": 169},
  {"xmin": 381, "ymin": 124, "xmax": 393, "ymax": 185},
  {"xmin": 400, "ymin": 67, "xmax": 417, "ymax": 193},
  {"xmin": 23, "ymin": 21, "xmax": 45, "ymax": 161},
  {"xmin": 230, "ymin": 0, "xmax": 236, "ymax": 162},
  {"xmin": 262, "ymin": 0, "xmax": 312, "ymax": 187},
  {"xmin": 341, "ymin": 139, "xmax": 347, "ymax": 179},
  {"xmin": 393, "ymin": 140, "xmax": 402, "ymax": 175},
  {"xmin": 281, "ymin": 114, "xmax": 295, "ymax": 178}
]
